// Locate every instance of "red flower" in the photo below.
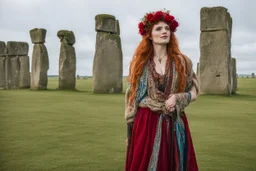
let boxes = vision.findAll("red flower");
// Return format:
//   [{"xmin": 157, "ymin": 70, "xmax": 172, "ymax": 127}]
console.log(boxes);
[
  {"xmin": 146, "ymin": 13, "xmax": 154, "ymax": 22},
  {"xmin": 138, "ymin": 10, "xmax": 179, "ymax": 35},
  {"xmin": 153, "ymin": 11, "xmax": 164, "ymax": 21},
  {"xmin": 138, "ymin": 22, "xmax": 146, "ymax": 35},
  {"xmin": 170, "ymin": 19, "xmax": 179, "ymax": 32},
  {"xmin": 139, "ymin": 28, "xmax": 146, "ymax": 35},
  {"xmin": 164, "ymin": 14, "xmax": 174, "ymax": 24},
  {"xmin": 138, "ymin": 22, "xmax": 144, "ymax": 29}
]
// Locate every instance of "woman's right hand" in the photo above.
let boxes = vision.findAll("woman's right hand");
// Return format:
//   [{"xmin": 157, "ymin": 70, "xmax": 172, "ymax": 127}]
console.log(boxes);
[{"xmin": 165, "ymin": 94, "xmax": 176, "ymax": 112}]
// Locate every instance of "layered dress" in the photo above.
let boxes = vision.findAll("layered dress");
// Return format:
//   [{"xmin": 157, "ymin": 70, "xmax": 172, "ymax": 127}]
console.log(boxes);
[{"xmin": 125, "ymin": 56, "xmax": 199, "ymax": 171}]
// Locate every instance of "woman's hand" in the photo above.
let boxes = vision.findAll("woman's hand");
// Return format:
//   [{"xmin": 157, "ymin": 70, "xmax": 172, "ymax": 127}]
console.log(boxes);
[
  {"xmin": 126, "ymin": 138, "xmax": 128, "ymax": 146},
  {"xmin": 165, "ymin": 94, "xmax": 176, "ymax": 112}
]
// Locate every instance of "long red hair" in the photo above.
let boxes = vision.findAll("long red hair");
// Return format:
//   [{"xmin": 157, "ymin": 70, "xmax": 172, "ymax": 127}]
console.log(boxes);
[{"xmin": 128, "ymin": 24, "xmax": 188, "ymax": 103}]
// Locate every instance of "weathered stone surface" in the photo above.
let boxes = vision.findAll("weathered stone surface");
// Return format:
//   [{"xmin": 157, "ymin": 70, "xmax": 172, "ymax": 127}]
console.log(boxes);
[
  {"xmin": 227, "ymin": 12, "xmax": 232, "ymax": 39},
  {"xmin": 199, "ymin": 31, "xmax": 231, "ymax": 95},
  {"xmin": 231, "ymin": 58, "xmax": 237, "ymax": 94},
  {"xmin": 200, "ymin": 7, "xmax": 231, "ymax": 32},
  {"xmin": 6, "ymin": 41, "xmax": 29, "ymax": 56},
  {"xmin": 0, "ymin": 57, "xmax": 6, "ymax": 88},
  {"xmin": 93, "ymin": 32, "xmax": 123, "ymax": 93},
  {"xmin": 31, "ymin": 44, "xmax": 49, "ymax": 90},
  {"xmin": 95, "ymin": 14, "xmax": 117, "ymax": 33},
  {"xmin": 57, "ymin": 30, "xmax": 75, "ymax": 45},
  {"xmin": 116, "ymin": 20, "xmax": 120, "ymax": 35},
  {"xmin": 30, "ymin": 28, "xmax": 47, "ymax": 44},
  {"xmin": 252, "ymin": 73, "xmax": 255, "ymax": 78},
  {"xmin": 19, "ymin": 56, "xmax": 30, "ymax": 88},
  {"xmin": 196, "ymin": 62, "xmax": 200, "ymax": 76},
  {"xmin": 6, "ymin": 56, "xmax": 20, "ymax": 89},
  {"xmin": 58, "ymin": 42, "xmax": 76, "ymax": 90},
  {"xmin": 0, "ymin": 41, "xmax": 7, "ymax": 56}
]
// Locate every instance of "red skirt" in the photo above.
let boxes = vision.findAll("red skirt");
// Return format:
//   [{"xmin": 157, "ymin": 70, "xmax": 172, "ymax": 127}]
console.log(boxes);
[{"xmin": 125, "ymin": 108, "xmax": 198, "ymax": 171}]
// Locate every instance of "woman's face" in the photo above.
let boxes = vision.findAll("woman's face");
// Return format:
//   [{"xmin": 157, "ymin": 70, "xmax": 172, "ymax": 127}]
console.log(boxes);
[{"xmin": 150, "ymin": 21, "xmax": 171, "ymax": 45}]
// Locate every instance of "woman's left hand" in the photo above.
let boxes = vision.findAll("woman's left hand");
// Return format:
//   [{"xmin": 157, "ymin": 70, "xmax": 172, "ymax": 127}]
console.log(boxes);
[{"xmin": 165, "ymin": 94, "xmax": 176, "ymax": 112}]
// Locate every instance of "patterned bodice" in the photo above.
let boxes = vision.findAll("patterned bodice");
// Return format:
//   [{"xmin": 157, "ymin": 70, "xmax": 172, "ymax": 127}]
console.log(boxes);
[{"xmin": 149, "ymin": 58, "xmax": 173, "ymax": 95}]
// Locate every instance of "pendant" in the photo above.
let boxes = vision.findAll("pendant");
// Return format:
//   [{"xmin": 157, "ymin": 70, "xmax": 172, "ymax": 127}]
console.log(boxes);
[{"xmin": 158, "ymin": 59, "xmax": 162, "ymax": 63}]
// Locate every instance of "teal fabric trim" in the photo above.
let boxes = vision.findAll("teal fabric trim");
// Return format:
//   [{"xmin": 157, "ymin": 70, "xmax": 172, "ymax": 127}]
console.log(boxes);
[
  {"xmin": 187, "ymin": 91, "xmax": 191, "ymax": 104},
  {"xmin": 176, "ymin": 117, "xmax": 186, "ymax": 171},
  {"xmin": 137, "ymin": 61, "xmax": 149, "ymax": 103},
  {"xmin": 147, "ymin": 114, "xmax": 163, "ymax": 171}
]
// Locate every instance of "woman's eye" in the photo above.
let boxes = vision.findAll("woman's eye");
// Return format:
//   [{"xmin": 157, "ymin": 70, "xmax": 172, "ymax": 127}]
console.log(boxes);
[{"xmin": 156, "ymin": 27, "xmax": 162, "ymax": 31}]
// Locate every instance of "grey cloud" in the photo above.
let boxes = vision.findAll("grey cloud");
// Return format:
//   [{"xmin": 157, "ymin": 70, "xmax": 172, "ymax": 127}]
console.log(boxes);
[{"xmin": 0, "ymin": 0, "xmax": 255, "ymax": 75}]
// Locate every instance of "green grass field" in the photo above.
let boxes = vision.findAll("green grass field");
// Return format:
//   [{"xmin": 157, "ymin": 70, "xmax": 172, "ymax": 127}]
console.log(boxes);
[{"xmin": 0, "ymin": 78, "xmax": 256, "ymax": 171}]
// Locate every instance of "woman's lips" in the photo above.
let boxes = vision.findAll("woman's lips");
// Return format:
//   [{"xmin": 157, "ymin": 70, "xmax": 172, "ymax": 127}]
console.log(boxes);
[{"xmin": 161, "ymin": 36, "xmax": 168, "ymax": 39}]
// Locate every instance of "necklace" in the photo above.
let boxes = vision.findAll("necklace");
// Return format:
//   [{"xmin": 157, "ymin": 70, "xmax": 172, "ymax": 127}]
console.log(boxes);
[{"xmin": 155, "ymin": 54, "xmax": 166, "ymax": 64}]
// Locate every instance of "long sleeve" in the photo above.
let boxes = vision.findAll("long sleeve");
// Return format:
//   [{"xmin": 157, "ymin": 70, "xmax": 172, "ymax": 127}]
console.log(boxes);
[
  {"xmin": 124, "ymin": 85, "xmax": 138, "ymax": 123},
  {"xmin": 174, "ymin": 56, "xmax": 200, "ymax": 115},
  {"xmin": 185, "ymin": 57, "xmax": 199, "ymax": 94}
]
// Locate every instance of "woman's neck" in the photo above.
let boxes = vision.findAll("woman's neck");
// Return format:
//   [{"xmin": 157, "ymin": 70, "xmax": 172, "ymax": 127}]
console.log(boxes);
[{"xmin": 153, "ymin": 44, "xmax": 167, "ymax": 57}]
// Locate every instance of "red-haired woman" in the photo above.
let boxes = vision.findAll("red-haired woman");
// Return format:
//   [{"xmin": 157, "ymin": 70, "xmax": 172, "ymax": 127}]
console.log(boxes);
[{"xmin": 125, "ymin": 10, "xmax": 199, "ymax": 171}]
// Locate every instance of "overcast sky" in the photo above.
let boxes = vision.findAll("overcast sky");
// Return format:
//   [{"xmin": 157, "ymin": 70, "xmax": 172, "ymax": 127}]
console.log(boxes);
[{"xmin": 0, "ymin": 0, "xmax": 255, "ymax": 75}]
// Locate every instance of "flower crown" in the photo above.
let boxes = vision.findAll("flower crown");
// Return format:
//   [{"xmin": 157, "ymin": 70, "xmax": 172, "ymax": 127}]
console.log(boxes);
[{"xmin": 138, "ymin": 10, "xmax": 179, "ymax": 36}]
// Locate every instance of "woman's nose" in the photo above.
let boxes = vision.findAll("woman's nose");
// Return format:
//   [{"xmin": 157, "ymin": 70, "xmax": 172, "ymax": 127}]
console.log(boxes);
[{"xmin": 162, "ymin": 30, "xmax": 167, "ymax": 34}]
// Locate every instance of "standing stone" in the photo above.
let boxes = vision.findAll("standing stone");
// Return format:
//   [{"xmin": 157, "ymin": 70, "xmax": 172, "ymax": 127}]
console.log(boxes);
[
  {"xmin": 95, "ymin": 14, "xmax": 118, "ymax": 34},
  {"xmin": 19, "ymin": 56, "xmax": 30, "ymax": 88},
  {"xmin": 30, "ymin": 28, "xmax": 47, "ymax": 44},
  {"xmin": 0, "ymin": 41, "xmax": 6, "ymax": 56},
  {"xmin": 30, "ymin": 29, "xmax": 49, "ymax": 90},
  {"xmin": 231, "ymin": 58, "xmax": 237, "ymax": 94},
  {"xmin": 6, "ymin": 41, "xmax": 29, "ymax": 56},
  {"xmin": 0, "ymin": 57, "xmax": 6, "ymax": 89},
  {"xmin": 0, "ymin": 41, "xmax": 6, "ymax": 89},
  {"xmin": 199, "ymin": 7, "xmax": 232, "ymax": 95},
  {"xmin": 30, "ymin": 44, "xmax": 49, "ymax": 90},
  {"xmin": 57, "ymin": 30, "xmax": 76, "ymax": 90},
  {"xmin": 6, "ymin": 56, "xmax": 20, "ymax": 89},
  {"xmin": 200, "ymin": 6, "xmax": 232, "ymax": 33},
  {"xmin": 252, "ymin": 73, "xmax": 255, "ymax": 78},
  {"xmin": 200, "ymin": 31, "xmax": 231, "ymax": 94},
  {"xmin": 93, "ymin": 14, "xmax": 123, "ymax": 93},
  {"xmin": 2, "ymin": 41, "xmax": 30, "ymax": 89}
]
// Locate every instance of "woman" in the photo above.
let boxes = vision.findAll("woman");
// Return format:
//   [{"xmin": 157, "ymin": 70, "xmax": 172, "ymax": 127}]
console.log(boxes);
[{"xmin": 125, "ymin": 10, "xmax": 199, "ymax": 171}]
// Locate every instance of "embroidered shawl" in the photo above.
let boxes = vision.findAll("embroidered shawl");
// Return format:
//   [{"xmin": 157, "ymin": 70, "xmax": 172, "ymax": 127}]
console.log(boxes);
[{"xmin": 125, "ymin": 55, "xmax": 199, "ymax": 123}]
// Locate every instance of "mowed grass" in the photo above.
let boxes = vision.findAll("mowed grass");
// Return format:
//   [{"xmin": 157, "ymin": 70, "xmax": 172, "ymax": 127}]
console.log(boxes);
[{"xmin": 0, "ymin": 78, "xmax": 256, "ymax": 171}]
